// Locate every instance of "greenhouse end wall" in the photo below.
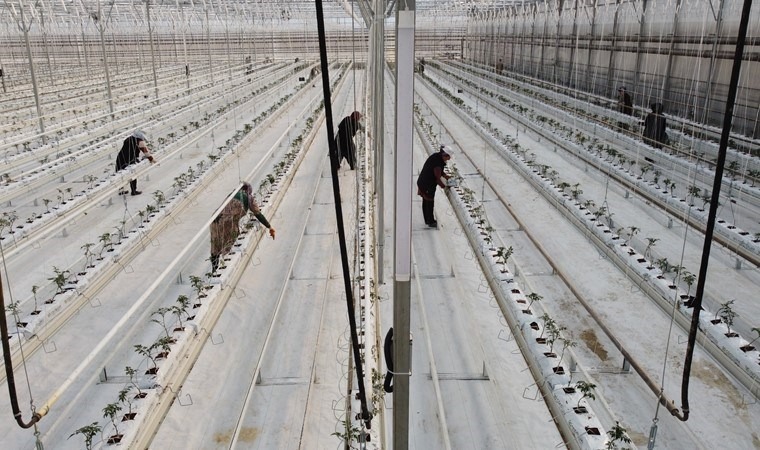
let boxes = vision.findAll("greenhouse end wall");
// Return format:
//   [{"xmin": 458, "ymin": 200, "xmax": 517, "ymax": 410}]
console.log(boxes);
[{"xmin": 457, "ymin": 0, "xmax": 760, "ymax": 140}]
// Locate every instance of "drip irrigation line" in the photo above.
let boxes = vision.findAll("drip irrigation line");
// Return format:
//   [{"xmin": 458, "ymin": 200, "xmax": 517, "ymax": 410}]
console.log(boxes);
[
  {"xmin": 679, "ymin": 0, "xmax": 753, "ymax": 423},
  {"xmin": 314, "ymin": 0, "xmax": 372, "ymax": 430}
]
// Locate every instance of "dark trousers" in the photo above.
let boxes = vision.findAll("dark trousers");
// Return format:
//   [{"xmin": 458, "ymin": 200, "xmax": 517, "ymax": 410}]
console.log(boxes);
[
  {"xmin": 117, "ymin": 178, "xmax": 138, "ymax": 194},
  {"xmin": 337, "ymin": 141, "xmax": 356, "ymax": 170},
  {"xmin": 419, "ymin": 185, "xmax": 437, "ymax": 224},
  {"xmin": 422, "ymin": 198, "xmax": 435, "ymax": 224}
]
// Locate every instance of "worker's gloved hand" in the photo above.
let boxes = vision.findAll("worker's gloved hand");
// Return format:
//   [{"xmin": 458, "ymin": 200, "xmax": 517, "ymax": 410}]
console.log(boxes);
[
  {"xmin": 269, "ymin": 228, "xmax": 276, "ymax": 240},
  {"xmin": 147, "ymin": 155, "xmax": 155, "ymax": 163}
]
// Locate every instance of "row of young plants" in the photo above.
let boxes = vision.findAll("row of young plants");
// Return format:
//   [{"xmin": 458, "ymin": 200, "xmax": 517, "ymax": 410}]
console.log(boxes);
[
  {"xmin": 427, "ymin": 62, "xmax": 760, "ymax": 252},
  {"xmin": 421, "ymin": 65, "xmax": 760, "ymax": 277},
  {"xmin": 523, "ymin": 154, "xmax": 760, "ymax": 386},
  {"xmin": 4, "ymin": 66, "xmax": 320, "ymax": 357},
  {"xmin": 5, "ymin": 157, "xmax": 211, "ymax": 347},
  {"xmin": 0, "ymin": 60, "xmax": 298, "ymax": 200},
  {"xmin": 348, "ymin": 116, "xmax": 382, "ymax": 447},
  {"xmin": 0, "ymin": 63, "xmax": 308, "ymax": 245},
  {"xmin": 441, "ymin": 59, "xmax": 760, "ymax": 179},
  {"xmin": 418, "ymin": 72, "xmax": 760, "ymax": 397},
  {"xmin": 1, "ymin": 59, "xmax": 189, "ymax": 124},
  {"xmin": 2, "ymin": 62, "xmax": 200, "ymax": 171},
  {"xmin": 66, "ymin": 75, "xmax": 334, "ymax": 450},
  {"xmin": 412, "ymin": 102, "xmax": 632, "ymax": 449},
  {"xmin": 1, "ymin": 58, "xmax": 254, "ymax": 157},
  {"xmin": 486, "ymin": 105, "xmax": 760, "ymax": 374},
  {"xmin": 70, "ymin": 284, "xmax": 207, "ymax": 447},
  {"xmin": 0, "ymin": 61, "xmax": 293, "ymax": 197}
]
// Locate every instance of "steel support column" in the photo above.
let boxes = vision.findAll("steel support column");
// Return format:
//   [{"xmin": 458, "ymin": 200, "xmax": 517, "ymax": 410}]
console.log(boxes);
[
  {"xmin": 605, "ymin": 0, "xmax": 621, "ymax": 95},
  {"xmin": 537, "ymin": 2, "xmax": 549, "ymax": 79},
  {"xmin": 584, "ymin": 0, "xmax": 598, "ymax": 93},
  {"xmin": 206, "ymin": 8, "xmax": 213, "ymax": 84},
  {"xmin": 565, "ymin": 0, "xmax": 580, "ymax": 87},
  {"xmin": 177, "ymin": 0, "xmax": 190, "ymax": 91},
  {"xmin": 17, "ymin": 1, "xmax": 46, "ymax": 140},
  {"xmin": 79, "ymin": 13, "xmax": 90, "ymax": 80},
  {"xmin": 146, "ymin": 0, "xmax": 159, "ymax": 100},
  {"xmin": 661, "ymin": 0, "xmax": 683, "ymax": 110},
  {"xmin": 510, "ymin": 8, "xmax": 517, "ymax": 70},
  {"xmin": 95, "ymin": 1, "xmax": 114, "ymax": 117},
  {"xmin": 372, "ymin": 0, "xmax": 386, "ymax": 284},
  {"xmin": 553, "ymin": 0, "xmax": 566, "ymax": 84},
  {"xmin": 631, "ymin": 0, "xmax": 649, "ymax": 106},
  {"xmin": 702, "ymin": 0, "xmax": 726, "ymax": 128},
  {"xmin": 393, "ymin": 1, "xmax": 415, "ymax": 449},
  {"xmin": 529, "ymin": 4, "xmax": 537, "ymax": 76},
  {"xmin": 38, "ymin": 3, "xmax": 54, "ymax": 87}
]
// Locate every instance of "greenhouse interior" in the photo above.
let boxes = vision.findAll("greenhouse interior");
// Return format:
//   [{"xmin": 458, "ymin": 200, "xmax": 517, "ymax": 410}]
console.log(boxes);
[{"xmin": 1, "ymin": 0, "xmax": 759, "ymax": 449}]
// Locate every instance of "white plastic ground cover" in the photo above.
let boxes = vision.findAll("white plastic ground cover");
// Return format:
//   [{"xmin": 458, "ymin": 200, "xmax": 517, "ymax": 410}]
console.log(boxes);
[
  {"xmin": 88, "ymin": 80, "xmax": 331, "ymax": 450},
  {"xmin": 431, "ymin": 62, "xmax": 760, "ymax": 257},
  {"xmin": 412, "ymin": 111, "xmax": 615, "ymax": 449},
  {"xmin": 5, "ymin": 66, "xmax": 314, "ymax": 351},
  {"xmin": 418, "ymin": 68, "xmax": 760, "ymax": 392}
]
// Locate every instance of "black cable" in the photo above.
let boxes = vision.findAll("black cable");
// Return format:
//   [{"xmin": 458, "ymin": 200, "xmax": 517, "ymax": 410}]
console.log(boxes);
[
  {"xmin": 0, "ymin": 274, "xmax": 43, "ymax": 429},
  {"xmin": 679, "ymin": 0, "xmax": 753, "ymax": 422},
  {"xmin": 314, "ymin": 0, "xmax": 372, "ymax": 430},
  {"xmin": 383, "ymin": 328, "xmax": 393, "ymax": 393}
]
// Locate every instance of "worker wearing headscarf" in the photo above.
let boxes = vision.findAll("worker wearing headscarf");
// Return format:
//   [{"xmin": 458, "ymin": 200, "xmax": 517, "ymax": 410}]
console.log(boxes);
[
  {"xmin": 334, "ymin": 111, "xmax": 364, "ymax": 170},
  {"xmin": 115, "ymin": 130, "xmax": 155, "ymax": 195},
  {"xmin": 210, "ymin": 182, "xmax": 275, "ymax": 272}
]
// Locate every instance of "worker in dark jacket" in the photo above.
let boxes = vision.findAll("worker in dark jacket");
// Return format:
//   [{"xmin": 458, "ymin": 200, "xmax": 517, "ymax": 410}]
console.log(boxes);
[
  {"xmin": 335, "ymin": 111, "xmax": 363, "ymax": 170},
  {"xmin": 210, "ymin": 182, "xmax": 275, "ymax": 272},
  {"xmin": 617, "ymin": 86, "xmax": 633, "ymax": 130},
  {"xmin": 643, "ymin": 103, "xmax": 668, "ymax": 149},
  {"xmin": 116, "ymin": 130, "xmax": 155, "ymax": 195},
  {"xmin": 416, "ymin": 146, "xmax": 451, "ymax": 228}
]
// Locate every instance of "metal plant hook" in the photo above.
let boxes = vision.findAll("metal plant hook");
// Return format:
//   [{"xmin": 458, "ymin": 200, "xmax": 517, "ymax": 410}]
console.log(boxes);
[
  {"xmin": 201, "ymin": 328, "xmax": 224, "ymax": 345},
  {"xmin": 118, "ymin": 261, "xmax": 134, "ymax": 274},
  {"xmin": 87, "ymin": 296, "xmax": 102, "ymax": 308},
  {"xmin": 41, "ymin": 339, "xmax": 57, "ymax": 354},
  {"xmin": 163, "ymin": 385, "xmax": 193, "ymax": 406},
  {"xmin": 522, "ymin": 383, "xmax": 539, "ymax": 401},
  {"xmin": 497, "ymin": 328, "xmax": 513, "ymax": 342},
  {"xmin": 233, "ymin": 287, "xmax": 246, "ymax": 300}
]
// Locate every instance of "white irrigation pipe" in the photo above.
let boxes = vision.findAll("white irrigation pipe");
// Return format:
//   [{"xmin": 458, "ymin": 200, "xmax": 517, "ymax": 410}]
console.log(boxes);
[{"xmin": 410, "ymin": 246, "xmax": 453, "ymax": 450}]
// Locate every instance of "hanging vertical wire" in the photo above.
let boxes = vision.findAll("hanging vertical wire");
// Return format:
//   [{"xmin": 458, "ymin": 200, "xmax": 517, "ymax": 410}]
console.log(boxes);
[
  {"xmin": 590, "ymin": 1, "xmax": 608, "ymax": 99},
  {"xmin": 615, "ymin": 1, "xmax": 630, "ymax": 94},
  {"xmin": 648, "ymin": 203, "xmax": 696, "ymax": 442},
  {"xmin": 645, "ymin": 3, "xmax": 685, "ymax": 199},
  {"xmin": 678, "ymin": 1, "xmax": 711, "ymax": 170},
  {"xmin": 677, "ymin": 0, "xmax": 754, "ymax": 423},
  {"xmin": 639, "ymin": 3, "xmax": 657, "ymax": 111},
  {"xmin": 348, "ymin": 0, "xmax": 362, "ymax": 206},
  {"xmin": 647, "ymin": 0, "xmax": 717, "ymax": 430},
  {"xmin": 313, "ymin": 0, "xmax": 372, "ymax": 430},
  {"xmin": 569, "ymin": 1, "xmax": 582, "ymax": 95}
]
